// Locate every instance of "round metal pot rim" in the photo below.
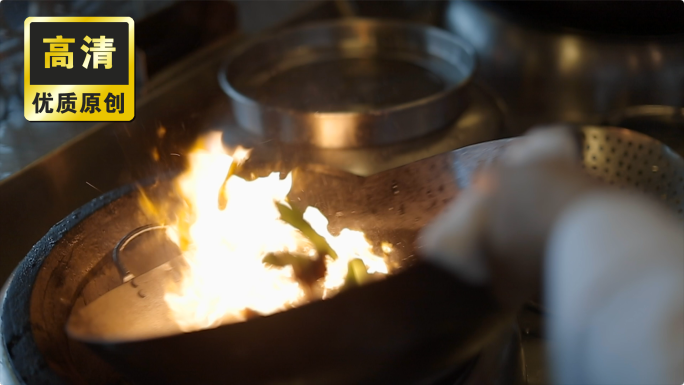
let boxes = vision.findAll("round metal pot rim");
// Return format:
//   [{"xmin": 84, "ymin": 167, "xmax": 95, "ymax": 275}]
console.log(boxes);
[{"xmin": 219, "ymin": 18, "xmax": 478, "ymax": 148}]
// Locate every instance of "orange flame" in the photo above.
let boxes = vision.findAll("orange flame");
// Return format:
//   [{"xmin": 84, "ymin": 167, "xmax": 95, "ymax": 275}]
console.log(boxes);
[{"xmin": 145, "ymin": 132, "xmax": 389, "ymax": 331}]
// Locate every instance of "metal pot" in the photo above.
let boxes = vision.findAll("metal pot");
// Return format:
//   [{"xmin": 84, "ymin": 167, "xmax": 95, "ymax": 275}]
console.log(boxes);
[
  {"xmin": 220, "ymin": 18, "xmax": 477, "ymax": 149},
  {"xmin": 446, "ymin": 1, "xmax": 684, "ymax": 135}
]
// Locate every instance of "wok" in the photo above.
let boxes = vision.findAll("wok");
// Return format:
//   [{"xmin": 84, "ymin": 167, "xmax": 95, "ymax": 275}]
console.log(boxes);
[
  {"xmin": 66, "ymin": 126, "xmax": 684, "ymax": 385},
  {"xmin": 66, "ymin": 138, "xmax": 514, "ymax": 385},
  {"xmin": 68, "ymin": 261, "xmax": 510, "ymax": 385}
]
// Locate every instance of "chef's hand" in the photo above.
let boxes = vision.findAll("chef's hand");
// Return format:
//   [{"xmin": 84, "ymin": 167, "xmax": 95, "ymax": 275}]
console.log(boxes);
[{"xmin": 419, "ymin": 126, "xmax": 602, "ymax": 309}]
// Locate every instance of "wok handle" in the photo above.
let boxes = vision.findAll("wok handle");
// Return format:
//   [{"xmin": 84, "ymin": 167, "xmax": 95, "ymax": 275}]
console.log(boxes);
[{"xmin": 113, "ymin": 224, "xmax": 167, "ymax": 283}]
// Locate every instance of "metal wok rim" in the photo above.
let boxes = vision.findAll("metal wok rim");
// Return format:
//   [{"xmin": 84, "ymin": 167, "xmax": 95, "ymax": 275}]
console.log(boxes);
[{"xmin": 1, "ymin": 183, "xmax": 139, "ymax": 385}]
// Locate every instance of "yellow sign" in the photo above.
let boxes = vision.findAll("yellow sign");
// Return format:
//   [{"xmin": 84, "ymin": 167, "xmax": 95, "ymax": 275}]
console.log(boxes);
[{"xmin": 24, "ymin": 17, "xmax": 135, "ymax": 122}]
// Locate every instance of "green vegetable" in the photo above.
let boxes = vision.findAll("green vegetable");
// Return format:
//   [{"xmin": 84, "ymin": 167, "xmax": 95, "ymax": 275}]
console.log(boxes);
[
  {"xmin": 343, "ymin": 258, "xmax": 371, "ymax": 289},
  {"xmin": 262, "ymin": 252, "xmax": 311, "ymax": 268},
  {"xmin": 269, "ymin": 202, "xmax": 376, "ymax": 292},
  {"xmin": 274, "ymin": 201, "xmax": 338, "ymax": 260}
]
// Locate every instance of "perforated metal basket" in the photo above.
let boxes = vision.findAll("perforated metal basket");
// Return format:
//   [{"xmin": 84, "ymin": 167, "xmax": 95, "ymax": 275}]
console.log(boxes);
[
  {"xmin": 580, "ymin": 126, "xmax": 684, "ymax": 218},
  {"xmin": 451, "ymin": 126, "xmax": 684, "ymax": 219}
]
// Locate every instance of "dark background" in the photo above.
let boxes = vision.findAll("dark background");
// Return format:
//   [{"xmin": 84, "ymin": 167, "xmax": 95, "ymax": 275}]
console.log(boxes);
[{"xmin": 30, "ymin": 21, "xmax": 129, "ymax": 85}]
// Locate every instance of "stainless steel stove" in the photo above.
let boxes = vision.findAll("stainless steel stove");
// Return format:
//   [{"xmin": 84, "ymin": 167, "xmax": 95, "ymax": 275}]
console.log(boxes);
[{"xmin": 1, "ymin": 1, "xmax": 681, "ymax": 384}]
